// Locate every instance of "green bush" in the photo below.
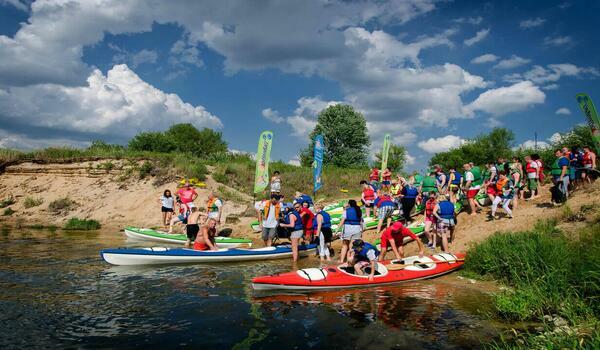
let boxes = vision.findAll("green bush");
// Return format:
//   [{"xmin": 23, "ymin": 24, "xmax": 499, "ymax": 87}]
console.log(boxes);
[
  {"xmin": 2, "ymin": 207, "xmax": 15, "ymax": 216},
  {"xmin": 23, "ymin": 197, "xmax": 43, "ymax": 208},
  {"xmin": 63, "ymin": 217, "xmax": 101, "ymax": 230},
  {"xmin": 0, "ymin": 197, "xmax": 15, "ymax": 208},
  {"xmin": 138, "ymin": 161, "xmax": 155, "ymax": 179},
  {"xmin": 48, "ymin": 197, "xmax": 75, "ymax": 214}
]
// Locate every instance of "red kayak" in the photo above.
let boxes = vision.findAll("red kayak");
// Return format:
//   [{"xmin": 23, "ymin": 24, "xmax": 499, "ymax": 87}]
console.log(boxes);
[{"xmin": 252, "ymin": 253, "xmax": 465, "ymax": 291}]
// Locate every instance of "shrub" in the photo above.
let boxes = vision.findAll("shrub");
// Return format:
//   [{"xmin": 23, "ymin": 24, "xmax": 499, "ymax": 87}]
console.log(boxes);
[
  {"xmin": 24, "ymin": 197, "xmax": 43, "ymax": 208},
  {"xmin": 2, "ymin": 207, "xmax": 15, "ymax": 216},
  {"xmin": 48, "ymin": 197, "xmax": 75, "ymax": 214},
  {"xmin": 138, "ymin": 161, "xmax": 155, "ymax": 179},
  {"xmin": 63, "ymin": 217, "xmax": 101, "ymax": 230},
  {"xmin": 0, "ymin": 197, "xmax": 15, "ymax": 208}
]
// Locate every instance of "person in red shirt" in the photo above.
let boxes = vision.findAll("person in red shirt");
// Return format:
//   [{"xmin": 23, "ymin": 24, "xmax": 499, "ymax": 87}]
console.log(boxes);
[
  {"xmin": 299, "ymin": 201, "xmax": 315, "ymax": 242},
  {"xmin": 378, "ymin": 221, "xmax": 425, "ymax": 261},
  {"xmin": 176, "ymin": 181, "xmax": 198, "ymax": 207}
]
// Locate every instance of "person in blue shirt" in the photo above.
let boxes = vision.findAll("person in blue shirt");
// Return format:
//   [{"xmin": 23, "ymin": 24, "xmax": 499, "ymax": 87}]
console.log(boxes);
[
  {"xmin": 551, "ymin": 149, "xmax": 570, "ymax": 201},
  {"xmin": 293, "ymin": 191, "xmax": 313, "ymax": 207}
]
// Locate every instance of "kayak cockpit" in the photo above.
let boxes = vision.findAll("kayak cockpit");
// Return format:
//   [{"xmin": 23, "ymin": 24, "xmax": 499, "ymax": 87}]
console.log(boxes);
[{"xmin": 336, "ymin": 263, "xmax": 389, "ymax": 278}]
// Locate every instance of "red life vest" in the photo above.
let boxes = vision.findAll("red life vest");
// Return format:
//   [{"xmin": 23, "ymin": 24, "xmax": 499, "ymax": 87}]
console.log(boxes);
[
  {"xmin": 369, "ymin": 169, "xmax": 379, "ymax": 181},
  {"xmin": 363, "ymin": 187, "xmax": 375, "ymax": 201},
  {"xmin": 525, "ymin": 162, "xmax": 537, "ymax": 173},
  {"xmin": 425, "ymin": 200, "xmax": 436, "ymax": 216},
  {"xmin": 583, "ymin": 151, "xmax": 593, "ymax": 165}
]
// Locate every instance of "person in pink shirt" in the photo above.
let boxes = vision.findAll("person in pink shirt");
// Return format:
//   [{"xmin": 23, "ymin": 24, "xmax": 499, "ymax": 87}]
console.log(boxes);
[{"xmin": 176, "ymin": 181, "xmax": 198, "ymax": 207}]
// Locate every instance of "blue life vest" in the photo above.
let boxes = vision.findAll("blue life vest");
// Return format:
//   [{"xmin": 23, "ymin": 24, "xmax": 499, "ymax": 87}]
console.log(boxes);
[
  {"xmin": 296, "ymin": 194, "xmax": 313, "ymax": 206},
  {"xmin": 403, "ymin": 185, "xmax": 418, "ymax": 199},
  {"xmin": 438, "ymin": 201, "xmax": 455, "ymax": 219},
  {"xmin": 344, "ymin": 207, "xmax": 361, "ymax": 225},
  {"xmin": 451, "ymin": 172, "xmax": 462, "ymax": 185},
  {"xmin": 375, "ymin": 195, "xmax": 394, "ymax": 208},
  {"xmin": 313, "ymin": 211, "xmax": 331, "ymax": 230},
  {"xmin": 285, "ymin": 210, "xmax": 304, "ymax": 231},
  {"xmin": 356, "ymin": 242, "xmax": 380, "ymax": 261},
  {"xmin": 436, "ymin": 173, "xmax": 448, "ymax": 186}
]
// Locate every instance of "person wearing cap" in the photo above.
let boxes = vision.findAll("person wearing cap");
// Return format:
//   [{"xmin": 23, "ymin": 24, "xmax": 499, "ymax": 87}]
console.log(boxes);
[
  {"xmin": 347, "ymin": 239, "xmax": 379, "ymax": 281},
  {"xmin": 176, "ymin": 181, "xmax": 198, "ymax": 208},
  {"xmin": 378, "ymin": 221, "xmax": 425, "ymax": 262}
]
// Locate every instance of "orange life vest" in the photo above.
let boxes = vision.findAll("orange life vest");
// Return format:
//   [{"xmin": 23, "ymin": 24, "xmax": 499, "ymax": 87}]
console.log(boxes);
[
  {"xmin": 207, "ymin": 197, "xmax": 220, "ymax": 213},
  {"xmin": 583, "ymin": 151, "xmax": 594, "ymax": 165},
  {"xmin": 496, "ymin": 178, "xmax": 508, "ymax": 191},
  {"xmin": 263, "ymin": 201, "xmax": 281, "ymax": 219}
]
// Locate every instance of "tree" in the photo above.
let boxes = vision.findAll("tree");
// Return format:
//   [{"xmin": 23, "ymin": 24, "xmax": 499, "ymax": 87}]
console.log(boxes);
[
  {"xmin": 164, "ymin": 123, "xmax": 228, "ymax": 157},
  {"xmin": 374, "ymin": 144, "xmax": 407, "ymax": 172},
  {"xmin": 128, "ymin": 131, "xmax": 176, "ymax": 153},
  {"xmin": 300, "ymin": 104, "xmax": 370, "ymax": 168}
]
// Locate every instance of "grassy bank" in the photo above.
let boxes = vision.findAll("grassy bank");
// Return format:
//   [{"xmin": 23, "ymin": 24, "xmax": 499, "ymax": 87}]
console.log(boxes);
[{"xmin": 464, "ymin": 217, "xmax": 600, "ymax": 348}]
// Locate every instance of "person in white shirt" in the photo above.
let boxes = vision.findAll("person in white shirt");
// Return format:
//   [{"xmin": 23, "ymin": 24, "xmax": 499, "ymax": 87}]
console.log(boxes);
[{"xmin": 255, "ymin": 194, "xmax": 281, "ymax": 247}]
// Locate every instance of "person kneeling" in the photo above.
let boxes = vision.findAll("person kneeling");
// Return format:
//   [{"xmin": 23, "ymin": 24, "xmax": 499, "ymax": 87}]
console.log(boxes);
[
  {"xmin": 378, "ymin": 221, "xmax": 425, "ymax": 262},
  {"xmin": 346, "ymin": 240, "xmax": 379, "ymax": 281},
  {"xmin": 193, "ymin": 218, "xmax": 219, "ymax": 251}
]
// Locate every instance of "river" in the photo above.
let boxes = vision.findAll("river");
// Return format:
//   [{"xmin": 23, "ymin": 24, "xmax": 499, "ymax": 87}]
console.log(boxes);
[{"xmin": 0, "ymin": 228, "xmax": 503, "ymax": 349}]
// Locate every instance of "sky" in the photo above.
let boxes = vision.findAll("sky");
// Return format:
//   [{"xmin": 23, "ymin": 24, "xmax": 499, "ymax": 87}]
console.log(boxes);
[{"xmin": 0, "ymin": 0, "xmax": 599, "ymax": 171}]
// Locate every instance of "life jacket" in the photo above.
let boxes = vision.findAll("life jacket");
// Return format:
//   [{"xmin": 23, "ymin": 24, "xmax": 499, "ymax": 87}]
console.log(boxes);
[
  {"xmin": 436, "ymin": 173, "xmax": 448, "ymax": 186},
  {"xmin": 376, "ymin": 195, "xmax": 394, "ymax": 208},
  {"xmin": 421, "ymin": 176, "xmax": 437, "ymax": 192},
  {"xmin": 363, "ymin": 186, "xmax": 376, "ymax": 201},
  {"xmin": 425, "ymin": 199, "xmax": 436, "ymax": 216},
  {"xmin": 369, "ymin": 169, "xmax": 379, "ymax": 181},
  {"xmin": 296, "ymin": 194, "xmax": 313, "ymax": 206},
  {"xmin": 525, "ymin": 161, "xmax": 537, "ymax": 173},
  {"xmin": 551, "ymin": 157, "xmax": 569, "ymax": 176},
  {"xmin": 470, "ymin": 166, "xmax": 483, "ymax": 186},
  {"xmin": 355, "ymin": 242, "xmax": 380, "ymax": 261},
  {"xmin": 451, "ymin": 172, "xmax": 462, "ymax": 185},
  {"xmin": 285, "ymin": 210, "xmax": 304, "ymax": 231},
  {"xmin": 382, "ymin": 171, "xmax": 392, "ymax": 181},
  {"xmin": 312, "ymin": 211, "xmax": 332, "ymax": 230},
  {"xmin": 344, "ymin": 207, "xmax": 361, "ymax": 225},
  {"xmin": 496, "ymin": 178, "xmax": 508, "ymax": 191},
  {"xmin": 207, "ymin": 197, "xmax": 220, "ymax": 213},
  {"xmin": 403, "ymin": 185, "xmax": 418, "ymax": 199},
  {"xmin": 263, "ymin": 201, "xmax": 281, "ymax": 220},
  {"xmin": 390, "ymin": 184, "xmax": 401, "ymax": 195},
  {"xmin": 414, "ymin": 174, "xmax": 423, "ymax": 187},
  {"xmin": 583, "ymin": 151, "xmax": 593, "ymax": 165},
  {"xmin": 438, "ymin": 201, "xmax": 455, "ymax": 219}
]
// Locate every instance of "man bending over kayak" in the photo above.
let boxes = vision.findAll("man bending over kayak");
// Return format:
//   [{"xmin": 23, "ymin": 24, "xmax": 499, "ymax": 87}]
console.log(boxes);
[
  {"xmin": 347, "ymin": 239, "xmax": 379, "ymax": 281},
  {"xmin": 378, "ymin": 221, "xmax": 425, "ymax": 262}
]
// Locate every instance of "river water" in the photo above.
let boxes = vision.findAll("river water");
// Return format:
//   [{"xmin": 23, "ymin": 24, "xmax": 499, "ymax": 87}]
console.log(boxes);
[{"xmin": 0, "ymin": 228, "xmax": 502, "ymax": 349}]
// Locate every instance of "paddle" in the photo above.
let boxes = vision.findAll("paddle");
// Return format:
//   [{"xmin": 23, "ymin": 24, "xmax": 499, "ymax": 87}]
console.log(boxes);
[{"xmin": 386, "ymin": 258, "xmax": 465, "ymax": 271}]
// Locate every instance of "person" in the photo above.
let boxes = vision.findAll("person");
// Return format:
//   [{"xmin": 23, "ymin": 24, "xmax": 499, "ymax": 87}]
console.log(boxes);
[
  {"xmin": 390, "ymin": 179, "xmax": 402, "ymax": 207},
  {"xmin": 168, "ymin": 197, "xmax": 190, "ymax": 233},
  {"xmin": 463, "ymin": 163, "xmax": 482, "ymax": 215},
  {"xmin": 338, "ymin": 199, "xmax": 363, "ymax": 264},
  {"xmin": 299, "ymin": 201, "xmax": 315, "ymax": 242},
  {"xmin": 413, "ymin": 173, "xmax": 424, "ymax": 194},
  {"xmin": 569, "ymin": 146, "xmax": 584, "ymax": 189},
  {"xmin": 489, "ymin": 171, "xmax": 514, "ymax": 220},
  {"xmin": 378, "ymin": 221, "xmax": 425, "ymax": 262},
  {"xmin": 313, "ymin": 203, "xmax": 333, "ymax": 262},
  {"xmin": 524, "ymin": 155, "xmax": 539, "ymax": 200},
  {"xmin": 193, "ymin": 218, "xmax": 219, "ymax": 251},
  {"xmin": 270, "ymin": 171, "xmax": 282, "ymax": 194},
  {"xmin": 369, "ymin": 167, "xmax": 380, "ymax": 191},
  {"xmin": 279, "ymin": 202, "xmax": 305, "ymax": 261},
  {"xmin": 423, "ymin": 195, "xmax": 437, "ymax": 249},
  {"xmin": 374, "ymin": 192, "xmax": 395, "ymax": 233},
  {"xmin": 509, "ymin": 159, "xmax": 522, "ymax": 209},
  {"xmin": 421, "ymin": 171, "xmax": 438, "ymax": 202},
  {"xmin": 294, "ymin": 191, "xmax": 313, "ymax": 207},
  {"xmin": 551, "ymin": 148, "xmax": 570, "ymax": 203},
  {"xmin": 185, "ymin": 207, "xmax": 206, "ymax": 248},
  {"xmin": 448, "ymin": 168, "xmax": 463, "ymax": 203},
  {"xmin": 433, "ymin": 195, "xmax": 456, "ymax": 253},
  {"xmin": 496, "ymin": 158, "xmax": 507, "ymax": 174},
  {"xmin": 176, "ymin": 181, "xmax": 198, "ymax": 208},
  {"xmin": 347, "ymin": 239, "xmax": 379, "ymax": 281},
  {"xmin": 381, "ymin": 167, "xmax": 392, "ymax": 192},
  {"xmin": 435, "ymin": 167, "xmax": 448, "ymax": 195},
  {"xmin": 400, "ymin": 180, "xmax": 418, "ymax": 223},
  {"xmin": 205, "ymin": 193, "xmax": 223, "ymax": 225},
  {"xmin": 582, "ymin": 146, "xmax": 597, "ymax": 185},
  {"xmin": 360, "ymin": 180, "xmax": 377, "ymax": 218},
  {"xmin": 532, "ymin": 153, "xmax": 545, "ymax": 190},
  {"xmin": 255, "ymin": 194, "xmax": 281, "ymax": 247},
  {"xmin": 483, "ymin": 162, "xmax": 499, "ymax": 204},
  {"xmin": 158, "ymin": 189, "xmax": 174, "ymax": 226}
]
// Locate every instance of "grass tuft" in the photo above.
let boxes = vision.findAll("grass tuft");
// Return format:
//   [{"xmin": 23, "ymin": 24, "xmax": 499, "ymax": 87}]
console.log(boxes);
[
  {"xmin": 63, "ymin": 217, "xmax": 101, "ymax": 230},
  {"xmin": 2, "ymin": 207, "xmax": 15, "ymax": 216},
  {"xmin": 48, "ymin": 197, "xmax": 75, "ymax": 214},
  {"xmin": 0, "ymin": 197, "xmax": 15, "ymax": 208},
  {"xmin": 24, "ymin": 197, "xmax": 43, "ymax": 208}
]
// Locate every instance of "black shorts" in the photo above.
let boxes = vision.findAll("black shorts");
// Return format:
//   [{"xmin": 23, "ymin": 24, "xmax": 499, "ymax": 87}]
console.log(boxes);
[
  {"xmin": 320, "ymin": 227, "xmax": 333, "ymax": 243},
  {"xmin": 161, "ymin": 206, "xmax": 174, "ymax": 213},
  {"xmin": 361, "ymin": 200, "xmax": 374, "ymax": 208},
  {"xmin": 186, "ymin": 224, "xmax": 200, "ymax": 241}
]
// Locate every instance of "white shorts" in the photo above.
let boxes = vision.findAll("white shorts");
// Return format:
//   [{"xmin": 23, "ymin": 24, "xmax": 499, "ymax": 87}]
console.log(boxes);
[
  {"xmin": 290, "ymin": 230, "xmax": 304, "ymax": 239},
  {"xmin": 342, "ymin": 224, "xmax": 362, "ymax": 241}
]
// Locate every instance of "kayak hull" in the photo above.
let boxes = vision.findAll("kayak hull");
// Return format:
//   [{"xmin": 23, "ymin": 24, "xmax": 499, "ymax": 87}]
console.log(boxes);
[
  {"xmin": 124, "ymin": 227, "xmax": 252, "ymax": 248},
  {"xmin": 101, "ymin": 244, "xmax": 317, "ymax": 266},
  {"xmin": 251, "ymin": 253, "xmax": 464, "ymax": 291}
]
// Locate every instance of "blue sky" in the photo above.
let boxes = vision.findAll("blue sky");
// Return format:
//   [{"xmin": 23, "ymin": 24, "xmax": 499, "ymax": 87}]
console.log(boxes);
[{"xmin": 0, "ymin": 0, "xmax": 598, "ymax": 171}]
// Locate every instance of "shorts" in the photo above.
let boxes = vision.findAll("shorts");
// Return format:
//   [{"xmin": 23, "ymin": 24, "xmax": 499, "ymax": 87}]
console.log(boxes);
[
  {"xmin": 183, "ymin": 201, "xmax": 195, "ymax": 208},
  {"xmin": 449, "ymin": 184, "xmax": 459, "ymax": 192},
  {"xmin": 178, "ymin": 214, "xmax": 188, "ymax": 224},
  {"xmin": 186, "ymin": 224, "xmax": 200, "ymax": 241},
  {"xmin": 437, "ymin": 219, "xmax": 455, "ymax": 235},
  {"xmin": 486, "ymin": 185, "xmax": 497, "ymax": 196},
  {"xmin": 304, "ymin": 228, "xmax": 315, "ymax": 238},
  {"xmin": 425, "ymin": 215, "xmax": 436, "ymax": 224},
  {"xmin": 342, "ymin": 224, "xmax": 362, "ymax": 241},
  {"xmin": 362, "ymin": 200, "xmax": 374, "ymax": 208},
  {"xmin": 377, "ymin": 205, "xmax": 395, "ymax": 220},
  {"xmin": 261, "ymin": 227, "xmax": 277, "ymax": 241},
  {"xmin": 290, "ymin": 230, "xmax": 304, "ymax": 239},
  {"xmin": 161, "ymin": 206, "xmax": 174, "ymax": 213},
  {"xmin": 528, "ymin": 178, "xmax": 538, "ymax": 191},
  {"xmin": 193, "ymin": 241, "xmax": 209, "ymax": 251},
  {"xmin": 319, "ymin": 227, "xmax": 333, "ymax": 243},
  {"xmin": 467, "ymin": 189, "xmax": 479, "ymax": 199},
  {"xmin": 382, "ymin": 180, "xmax": 391, "ymax": 186}
]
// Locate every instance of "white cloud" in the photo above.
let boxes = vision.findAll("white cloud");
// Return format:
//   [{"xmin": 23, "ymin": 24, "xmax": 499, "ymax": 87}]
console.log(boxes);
[
  {"xmin": 1, "ymin": 0, "xmax": 28, "ymax": 11},
  {"xmin": 169, "ymin": 39, "xmax": 204, "ymax": 68},
  {"xmin": 405, "ymin": 152, "xmax": 416, "ymax": 165},
  {"xmin": 493, "ymin": 55, "xmax": 531, "ymax": 70},
  {"xmin": 519, "ymin": 18, "xmax": 546, "ymax": 28},
  {"xmin": 110, "ymin": 45, "xmax": 158, "ymax": 68},
  {"xmin": 471, "ymin": 54, "xmax": 499, "ymax": 64},
  {"xmin": 454, "ymin": 16, "xmax": 483, "ymax": 25},
  {"xmin": 418, "ymin": 135, "xmax": 465, "ymax": 153},
  {"xmin": 503, "ymin": 64, "xmax": 599, "ymax": 84},
  {"xmin": 464, "ymin": 28, "xmax": 490, "ymax": 46},
  {"xmin": 543, "ymin": 36, "xmax": 573, "ymax": 47},
  {"xmin": 0, "ymin": 129, "xmax": 90, "ymax": 150},
  {"xmin": 518, "ymin": 140, "xmax": 550, "ymax": 149},
  {"xmin": 549, "ymin": 132, "xmax": 564, "ymax": 144},
  {"xmin": 555, "ymin": 107, "xmax": 571, "ymax": 115},
  {"xmin": 286, "ymin": 116, "xmax": 318, "ymax": 137},
  {"xmin": 261, "ymin": 108, "xmax": 285, "ymax": 124},
  {"xmin": 465, "ymin": 81, "xmax": 546, "ymax": 117},
  {"xmin": 287, "ymin": 157, "xmax": 301, "ymax": 166},
  {"xmin": 0, "ymin": 64, "xmax": 222, "ymax": 137},
  {"xmin": 542, "ymin": 84, "xmax": 560, "ymax": 90}
]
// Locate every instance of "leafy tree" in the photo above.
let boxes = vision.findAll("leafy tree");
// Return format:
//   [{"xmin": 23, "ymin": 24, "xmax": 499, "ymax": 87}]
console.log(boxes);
[
  {"xmin": 164, "ymin": 123, "xmax": 228, "ymax": 157},
  {"xmin": 300, "ymin": 104, "xmax": 370, "ymax": 168},
  {"xmin": 374, "ymin": 144, "xmax": 407, "ymax": 172},
  {"xmin": 128, "ymin": 131, "xmax": 176, "ymax": 153}
]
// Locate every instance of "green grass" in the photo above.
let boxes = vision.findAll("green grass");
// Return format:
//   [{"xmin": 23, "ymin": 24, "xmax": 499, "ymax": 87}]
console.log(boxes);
[
  {"xmin": 0, "ymin": 197, "xmax": 15, "ymax": 208},
  {"xmin": 2, "ymin": 207, "xmax": 15, "ymax": 216},
  {"xmin": 63, "ymin": 217, "xmax": 101, "ymax": 230},
  {"xmin": 48, "ymin": 197, "xmax": 75, "ymax": 214},
  {"xmin": 23, "ymin": 197, "xmax": 43, "ymax": 208}
]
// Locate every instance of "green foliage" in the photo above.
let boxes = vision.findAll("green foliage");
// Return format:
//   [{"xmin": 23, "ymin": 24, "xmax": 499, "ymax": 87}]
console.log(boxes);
[
  {"xmin": 23, "ymin": 197, "xmax": 43, "ymax": 209},
  {"xmin": 164, "ymin": 123, "xmax": 228, "ymax": 157},
  {"xmin": 300, "ymin": 104, "xmax": 371, "ymax": 168},
  {"xmin": 128, "ymin": 131, "xmax": 176, "ymax": 153},
  {"xmin": 63, "ymin": 217, "xmax": 101, "ymax": 230},
  {"xmin": 374, "ymin": 144, "xmax": 407, "ymax": 172},
  {"xmin": 2, "ymin": 207, "xmax": 15, "ymax": 216},
  {"xmin": 138, "ymin": 161, "xmax": 155, "ymax": 179},
  {"xmin": 0, "ymin": 197, "xmax": 15, "ymax": 208},
  {"xmin": 48, "ymin": 197, "xmax": 75, "ymax": 214}
]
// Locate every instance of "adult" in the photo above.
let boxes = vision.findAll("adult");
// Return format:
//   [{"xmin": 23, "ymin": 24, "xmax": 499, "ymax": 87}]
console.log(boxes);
[
  {"xmin": 294, "ymin": 191, "xmax": 313, "ymax": 207},
  {"xmin": 400, "ymin": 180, "xmax": 418, "ymax": 223},
  {"xmin": 270, "ymin": 171, "xmax": 282, "ymax": 194},
  {"xmin": 435, "ymin": 167, "xmax": 448, "ymax": 195},
  {"xmin": 279, "ymin": 202, "xmax": 305, "ymax": 261},
  {"xmin": 378, "ymin": 221, "xmax": 425, "ymax": 262},
  {"xmin": 433, "ymin": 195, "xmax": 456, "ymax": 253},
  {"xmin": 551, "ymin": 149, "xmax": 570, "ymax": 203},
  {"xmin": 193, "ymin": 218, "xmax": 219, "ymax": 251},
  {"xmin": 184, "ymin": 207, "xmax": 203, "ymax": 248},
  {"xmin": 489, "ymin": 171, "xmax": 514, "ymax": 220},
  {"xmin": 374, "ymin": 192, "xmax": 395, "ymax": 233},
  {"xmin": 448, "ymin": 168, "xmax": 463, "ymax": 203},
  {"xmin": 360, "ymin": 180, "xmax": 377, "ymax": 218},
  {"xmin": 255, "ymin": 194, "xmax": 281, "ymax": 247},
  {"xmin": 348, "ymin": 240, "xmax": 379, "ymax": 281},
  {"xmin": 423, "ymin": 195, "xmax": 437, "ymax": 250},
  {"xmin": 390, "ymin": 179, "xmax": 402, "ymax": 207},
  {"xmin": 381, "ymin": 167, "xmax": 392, "ymax": 192},
  {"xmin": 421, "ymin": 171, "xmax": 438, "ymax": 202},
  {"xmin": 168, "ymin": 197, "xmax": 190, "ymax": 234},
  {"xmin": 176, "ymin": 181, "xmax": 198, "ymax": 207},
  {"xmin": 369, "ymin": 167, "xmax": 380, "ymax": 191},
  {"xmin": 524, "ymin": 155, "xmax": 539, "ymax": 200},
  {"xmin": 463, "ymin": 163, "xmax": 483, "ymax": 215},
  {"xmin": 582, "ymin": 146, "xmax": 597, "ymax": 185},
  {"xmin": 569, "ymin": 146, "xmax": 584, "ymax": 189},
  {"xmin": 338, "ymin": 200, "xmax": 363, "ymax": 264},
  {"xmin": 413, "ymin": 173, "xmax": 424, "ymax": 193},
  {"xmin": 483, "ymin": 162, "xmax": 499, "ymax": 204},
  {"xmin": 299, "ymin": 201, "xmax": 316, "ymax": 242},
  {"xmin": 314, "ymin": 204, "xmax": 333, "ymax": 262},
  {"xmin": 205, "ymin": 193, "xmax": 223, "ymax": 225},
  {"xmin": 532, "ymin": 153, "xmax": 545, "ymax": 190},
  {"xmin": 509, "ymin": 159, "xmax": 522, "ymax": 209},
  {"xmin": 158, "ymin": 189, "xmax": 174, "ymax": 226}
]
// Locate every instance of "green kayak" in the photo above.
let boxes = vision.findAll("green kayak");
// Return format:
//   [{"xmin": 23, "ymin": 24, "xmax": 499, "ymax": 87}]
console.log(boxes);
[
  {"xmin": 372, "ymin": 223, "xmax": 426, "ymax": 249},
  {"xmin": 124, "ymin": 227, "xmax": 253, "ymax": 248}
]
